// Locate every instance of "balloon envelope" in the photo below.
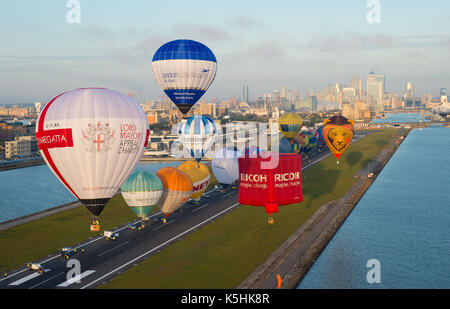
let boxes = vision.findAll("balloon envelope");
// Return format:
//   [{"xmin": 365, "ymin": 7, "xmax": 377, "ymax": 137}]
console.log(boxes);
[
  {"xmin": 303, "ymin": 131, "xmax": 317, "ymax": 152},
  {"xmin": 278, "ymin": 113, "xmax": 303, "ymax": 138},
  {"xmin": 178, "ymin": 161, "xmax": 210, "ymax": 201},
  {"xmin": 36, "ymin": 88, "xmax": 149, "ymax": 217},
  {"xmin": 323, "ymin": 115, "xmax": 355, "ymax": 159},
  {"xmin": 156, "ymin": 167, "xmax": 193, "ymax": 216},
  {"xmin": 279, "ymin": 137, "xmax": 301, "ymax": 154},
  {"xmin": 238, "ymin": 152, "xmax": 303, "ymax": 216},
  {"xmin": 121, "ymin": 171, "xmax": 163, "ymax": 219},
  {"xmin": 152, "ymin": 39, "xmax": 217, "ymax": 115},
  {"xmin": 211, "ymin": 148, "xmax": 241, "ymax": 185},
  {"xmin": 177, "ymin": 115, "xmax": 218, "ymax": 162}
]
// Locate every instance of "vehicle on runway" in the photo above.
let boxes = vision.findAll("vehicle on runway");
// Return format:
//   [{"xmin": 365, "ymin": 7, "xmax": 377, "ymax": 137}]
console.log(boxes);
[
  {"xmin": 26, "ymin": 263, "xmax": 45, "ymax": 274},
  {"xmin": 104, "ymin": 231, "xmax": 120, "ymax": 240},
  {"xmin": 61, "ymin": 247, "xmax": 85, "ymax": 259}
]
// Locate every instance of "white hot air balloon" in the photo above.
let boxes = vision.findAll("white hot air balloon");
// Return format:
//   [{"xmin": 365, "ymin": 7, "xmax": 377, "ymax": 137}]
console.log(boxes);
[
  {"xmin": 211, "ymin": 148, "xmax": 242, "ymax": 190},
  {"xmin": 35, "ymin": 88, "xmax": 149, "ymax": 228}
]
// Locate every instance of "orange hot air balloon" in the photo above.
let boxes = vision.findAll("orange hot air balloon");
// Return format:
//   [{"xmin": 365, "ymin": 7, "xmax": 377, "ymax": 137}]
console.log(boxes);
[
  {"xmin": 156, "ymin": 167, "xmax": 193, "ymax": 223},
  {"xmin": 323, "ymin": 115, "xmax": 355, "ymax": 163}
]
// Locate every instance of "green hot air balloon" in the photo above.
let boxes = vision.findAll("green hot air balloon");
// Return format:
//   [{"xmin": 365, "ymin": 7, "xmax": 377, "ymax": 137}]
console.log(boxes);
[{"xmin": 121, "ymin": 171, "xmax": 163, "ymax": 224}]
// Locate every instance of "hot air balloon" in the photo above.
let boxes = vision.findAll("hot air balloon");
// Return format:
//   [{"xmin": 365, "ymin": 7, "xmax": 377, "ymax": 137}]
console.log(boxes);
[
  {"xmin": 279, "ymin": 136, "xmax": 301, "ymax": 154},
  {"xmin": 177, "ymin": 115, "xmax": 218, "ymax": 163},
  {"xmin": 278, "ymin": 113, "xmax": 303, "ymax": 139},
  {"xmin": 302, "ymin": 131, "xmax": 317, "ymax": 153},
  {"xmin": 35, "ymin": 88, "xmax": 149, "ymax": 231},
  {"xmin": 238, "ymin": 152, "xmax": 303, "ymax": 224},
  {"xmin": 178, "ymin": 160, "xmax": 210, "ymax": 205},
  {"xmin": 211, "ymin": 148, "xmax": 241, "ymax": 191},
  {"xmin": 121, "ymin": 170, "xmax": 163, "ymax": 227},
  {"xmin": 243, "ymin": 146, "xmax": 265, "ymax": 158},
  {"xmin": 314, "ymin": 126, "xmax": 326, "ymax": 148},
  {"xmin": 156, "ymin": 167, "xmax": 193, "ymax": 223},
  {"xmin": 323, "ymin": 115, "xmax": 355, "ymax": 163},
  {"xmin": 296, "ymin": 132, "xmax": 309, "ymax": 154},
  {"xmin": 152, "ymin": 39, "xmax": 217, "ymax": 115}
]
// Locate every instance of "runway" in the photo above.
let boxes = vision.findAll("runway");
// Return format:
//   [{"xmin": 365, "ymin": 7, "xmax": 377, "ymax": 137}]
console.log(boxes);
[{"xmin": 0, "ymin": 133, "xmax": 368, "ymax": 289}]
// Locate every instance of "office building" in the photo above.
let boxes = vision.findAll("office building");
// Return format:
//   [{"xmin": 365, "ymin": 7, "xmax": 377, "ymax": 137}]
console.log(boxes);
[{"xmin": 366, "ymin": 71, "xmax": 385, "ymax": 106}]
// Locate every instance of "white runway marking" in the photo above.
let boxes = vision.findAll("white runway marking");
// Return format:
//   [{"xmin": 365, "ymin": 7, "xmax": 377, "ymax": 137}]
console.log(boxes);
[
  {"xmin": 57, "ymin": 270, "xmax": 95, "ymax": 287},
  {"xmin": 98, "ymin": 241, "xmax": 130, "ymax": 257},
  {"xmin": 28, "ymin": 272, "xmax": 64, "ymax": 289},
  {"xmin": 81, "ymin": 203, "xmax": 239, "ymax": 289},
  {"xmin": 153, "ymin": 220, "xmax": 175, "ymax": 230},
  {"xmin": 9, "ymin": 270, "xmax": 50, "ymax": 286},
  {"xmin": 192, "ymin": 203, "xmax": 209, "ymax": 212}
]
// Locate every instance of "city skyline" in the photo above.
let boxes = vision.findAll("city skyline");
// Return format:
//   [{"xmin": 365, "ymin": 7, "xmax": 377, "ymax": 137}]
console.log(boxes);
[{"xmin": 1, "ymin": 0, "xmax": 450, "ymax": 103}]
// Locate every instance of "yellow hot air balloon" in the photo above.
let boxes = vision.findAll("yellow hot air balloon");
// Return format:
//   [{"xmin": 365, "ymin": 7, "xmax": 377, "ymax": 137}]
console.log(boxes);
[
  {"xmin": 178, "ymin": 160, "xmax": 210, "ymax": 205},
  {"xmin": 323, "ymin": 115, "xmax": 355, "ymax": 163},
  {"xmin": 156, "ymin": 167, "xmax": 193, "ymax": 223},
  {"xmin": 278, "ymin": 113, "xmax": 303, "ymax": 139}
]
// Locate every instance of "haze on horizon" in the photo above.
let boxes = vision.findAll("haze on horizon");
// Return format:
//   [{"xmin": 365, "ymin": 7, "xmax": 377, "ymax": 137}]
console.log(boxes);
[{"xmin": 1, "ymin": 0, "xmax": 449, "ymax": 104}]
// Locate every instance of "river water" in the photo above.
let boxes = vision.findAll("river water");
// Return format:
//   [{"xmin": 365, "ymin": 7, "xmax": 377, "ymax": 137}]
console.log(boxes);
[
  {"xmin": 298, "ymin": 124, "xmax": 450, "ymax": 288},
  {"xmin": 0, "ymin": 161, "xmax": 182, "ymax": 223}
]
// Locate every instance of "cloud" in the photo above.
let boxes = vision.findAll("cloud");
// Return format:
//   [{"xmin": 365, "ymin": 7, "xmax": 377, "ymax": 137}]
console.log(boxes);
[
  {"xmin": 76, "ymin": 25, "xmax": 117, "ymax": 43},
  {"xmin": 303, "ymin": 32, "xmax": 450, "ymax": 53},
  {"xmin": 306, "ymin": 31, "xmax": 396, "ymax": 52},
  {"xmin": 171, "ymin": 23, "xmax": 231, "ymax": 42},
  {"xmin": 229, "ymin": 16, "xmax": 267, "ymax": 29}
]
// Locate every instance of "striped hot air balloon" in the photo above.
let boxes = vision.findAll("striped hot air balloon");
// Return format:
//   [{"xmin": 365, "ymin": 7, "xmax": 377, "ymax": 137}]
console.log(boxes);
[
  {"xmin": 278, "ymin": 113, "xmax": 303, "ymax": 139},
  {"xmin": 177, "ymin": 115, "xmax": 218, "ymax": 163},
  {"xmin": 121, "ymin": 171, "xmax": 163, "ymax": 220},
  {"xmin": 156, "ymin": 167, "xmax": 193, "ymax": 223},
  {"xmin": 178, "ymin": 160, "xmax": 210, "ymax": 204},
  {"xmin": 152, "ymin": 39, "xmax": 217, "ymax": 115}
]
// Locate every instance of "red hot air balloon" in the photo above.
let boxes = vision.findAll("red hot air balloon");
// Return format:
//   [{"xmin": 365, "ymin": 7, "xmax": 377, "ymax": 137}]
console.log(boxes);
[{"xmin": 238, "ymin": 152, "xmax": 303, "ymax": 224}]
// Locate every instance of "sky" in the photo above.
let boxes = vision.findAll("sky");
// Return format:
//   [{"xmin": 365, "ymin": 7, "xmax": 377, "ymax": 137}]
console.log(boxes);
[{"xmin": 0, "ymin": 0, "xmax": 449, "ymax": 104}]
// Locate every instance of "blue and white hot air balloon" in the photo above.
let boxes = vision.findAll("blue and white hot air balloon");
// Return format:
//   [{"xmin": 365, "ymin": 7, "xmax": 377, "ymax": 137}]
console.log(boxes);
[
  {"xmin": 152, "ymin": 39, "xmax": 217, "ymax": 115},
  {"xmin": 177, "ymin": 115, "xmax": 219, "ymax": 163}
]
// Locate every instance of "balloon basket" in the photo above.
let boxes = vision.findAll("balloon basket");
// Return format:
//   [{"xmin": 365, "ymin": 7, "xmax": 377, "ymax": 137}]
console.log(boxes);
[
  {"xmin": 162, "ymin": 218, "xmax": 167, "ymax": 224},
  {"xmin": 90, "ymin": 224, "xmax": 100, "ymax": 232},
  {"xmin": 268, "ymin": 217, "xmax": 275, "ymax": 224},
  {"xmin": 336, "ymin": 160, "xmax": 339, "ymax": 164}
]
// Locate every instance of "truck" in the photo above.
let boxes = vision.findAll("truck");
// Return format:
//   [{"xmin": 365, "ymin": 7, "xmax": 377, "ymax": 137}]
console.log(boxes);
[
  {"xmin": 26, "ymin": 263, "xmax": 45, "ymax": 274},
  {"xmin": 104, "ymin": 231, "xmax": 119, "ymax": 240},
  {"xmin": 61, "ymin": 247, "xmax": 85, "ymax": 259}
]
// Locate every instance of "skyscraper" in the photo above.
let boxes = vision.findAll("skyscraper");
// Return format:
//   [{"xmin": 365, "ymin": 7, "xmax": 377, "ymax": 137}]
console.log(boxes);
[
  {"xmin": 351, "ymin": 76, "xmax": 362, "ymax": 100},
  {"xmin": 404, "ymin": 82, "xmax": 414, "ymax": 99},
  {"xmin": 342, "ymin": 88, "xmax": 356, "ymax": 105},
  {"xmin": 366, "ymin": 71, "xmax": 385, "ymax": 107},
  {"xmin": 242, "ymin": 86, "xmax": 249, "ymax": 102}
]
